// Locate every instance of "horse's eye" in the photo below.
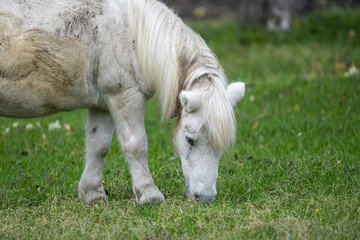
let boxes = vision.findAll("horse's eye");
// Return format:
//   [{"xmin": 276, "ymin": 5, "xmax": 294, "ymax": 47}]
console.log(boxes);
[{"xmin": 186, "ymin": 137, "xmax": 194, "ymax": 146}]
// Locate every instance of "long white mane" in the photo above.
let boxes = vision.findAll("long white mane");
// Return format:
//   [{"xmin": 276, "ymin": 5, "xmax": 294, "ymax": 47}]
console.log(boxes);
[{"xmin": 128, "ymin": 0, "xmax": 236, "ymax": 151}]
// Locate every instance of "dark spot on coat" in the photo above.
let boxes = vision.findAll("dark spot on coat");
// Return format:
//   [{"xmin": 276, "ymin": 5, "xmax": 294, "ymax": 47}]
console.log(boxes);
[
  {"xmin": 92, "ymin": 127, "xmax": 97, "ymax": 133},
  {"xmin": 93, "ymin": 25, "xmax": 98, "ymax": 41},
  {"xmin": 100, "ymin": 151, "xmax": 108, "ymax": 159}
]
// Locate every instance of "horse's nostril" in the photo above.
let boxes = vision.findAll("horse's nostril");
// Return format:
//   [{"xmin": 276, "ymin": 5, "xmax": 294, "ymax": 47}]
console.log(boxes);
[{"xmin": 190, "ymin": 193, "xmax": 216, "ymax": 202}]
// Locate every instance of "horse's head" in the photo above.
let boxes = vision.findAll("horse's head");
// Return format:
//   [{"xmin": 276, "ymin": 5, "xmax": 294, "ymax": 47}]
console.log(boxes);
[{"xmin": 172, "ymin": 81, "xmax": 245, "ymax": 202}]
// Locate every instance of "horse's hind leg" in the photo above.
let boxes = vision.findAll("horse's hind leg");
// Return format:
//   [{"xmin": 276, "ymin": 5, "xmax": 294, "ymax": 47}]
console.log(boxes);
[
  {"xmin": 78, "ymin": 109, "xmax": 115, "ymax": 202},
  {"xmin": 107, "ymin": 90, "xmax": 164, "ymax": 204}
]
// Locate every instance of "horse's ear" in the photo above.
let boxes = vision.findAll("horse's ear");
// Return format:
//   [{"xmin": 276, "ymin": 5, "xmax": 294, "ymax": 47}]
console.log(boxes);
[
  {"xmin": 180, "ymin": 91, "xmax": 201, "ymax": 113},
  {"xmin": 226, "ymin": 82, "xmax": 245, "ymax": 107}
]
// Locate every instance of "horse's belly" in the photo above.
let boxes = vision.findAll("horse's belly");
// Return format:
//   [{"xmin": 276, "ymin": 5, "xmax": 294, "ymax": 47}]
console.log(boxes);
[{"xmin": 0, "ymin": 79, "xmax": 87, "ymax": 118}]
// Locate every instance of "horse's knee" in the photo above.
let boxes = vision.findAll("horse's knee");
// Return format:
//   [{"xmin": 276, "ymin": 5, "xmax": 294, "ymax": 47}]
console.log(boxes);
[
  {"xmin": 86, "ymin": 140, "xmax": 110, "ymax": 159},
  {"xmin": 121, "ymin": 135, "xmax": 147, "ymax": 159},
  {"xmin": 86, "ymin": 145, "xmax": 110, "ymax": 160}
]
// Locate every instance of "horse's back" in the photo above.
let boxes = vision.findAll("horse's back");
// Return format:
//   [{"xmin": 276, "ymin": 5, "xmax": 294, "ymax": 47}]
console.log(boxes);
[
  {"xmin": 0, "ymin": 0, "xmax": 144, "ymax": 118},
  {"xmin": 1, "ymin": 0, "xmax": 69, "ymax": 24},
  {"xmin": 0, "ymin": 0, "xmax": 105, "ymax": 35}
]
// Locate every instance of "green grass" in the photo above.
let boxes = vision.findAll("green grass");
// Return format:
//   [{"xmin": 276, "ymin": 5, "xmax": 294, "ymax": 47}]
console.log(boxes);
[{"xmin": 1, "ymin": 8, "xmax": 360, "ymax": 239}]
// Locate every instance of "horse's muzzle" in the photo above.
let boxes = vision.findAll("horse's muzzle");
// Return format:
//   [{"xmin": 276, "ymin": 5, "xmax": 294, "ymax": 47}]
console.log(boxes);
[
  {"xmin": 186, "ymin": 183, "xmax": 216, "ymax": 202},
  {"xmin": 191, "ymin": 193, "xmax": 215, "ymax": 202}
]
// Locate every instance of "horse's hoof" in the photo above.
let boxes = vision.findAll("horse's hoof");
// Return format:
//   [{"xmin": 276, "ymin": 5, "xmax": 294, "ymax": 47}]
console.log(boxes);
[
  {"xmin": 137, "ymin": 187, "xmax": 165, "ymax": 204},
  {"xmin": 79, "ymin": 191, "xmax": 108, "ymax": 203}
]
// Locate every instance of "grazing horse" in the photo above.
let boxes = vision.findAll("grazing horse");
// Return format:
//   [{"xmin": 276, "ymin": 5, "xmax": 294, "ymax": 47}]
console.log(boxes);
[{"xmin": 0, "ymin": 0, "xmax": 245, "ymax": 203}]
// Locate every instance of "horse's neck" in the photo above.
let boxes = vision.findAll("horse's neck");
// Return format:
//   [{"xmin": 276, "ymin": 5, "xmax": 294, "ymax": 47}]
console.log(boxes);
[{"xmin": 129, "ymin": 0, "xmax": 226, "ymax": 119}]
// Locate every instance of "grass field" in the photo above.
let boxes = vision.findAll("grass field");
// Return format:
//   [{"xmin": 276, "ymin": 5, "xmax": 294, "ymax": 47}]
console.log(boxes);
[{"xmin": 1, "ymin": 7, "xmax": 360, "ymax": 239}]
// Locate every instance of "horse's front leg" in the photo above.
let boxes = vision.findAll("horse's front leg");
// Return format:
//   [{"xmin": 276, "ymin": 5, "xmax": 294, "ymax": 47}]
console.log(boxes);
[
  {"xmin": 78, "ymin": 109, "xmax": 115, "ymax": 202},
  {"xmin": 107, "ymin": 90, "xmax": 164, "ymax": 204}
]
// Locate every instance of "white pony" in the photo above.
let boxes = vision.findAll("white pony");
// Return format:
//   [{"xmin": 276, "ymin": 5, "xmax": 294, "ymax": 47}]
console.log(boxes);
[{"xmin": 0, "ymin": 0, "xmax": 245, "ymax": 203}]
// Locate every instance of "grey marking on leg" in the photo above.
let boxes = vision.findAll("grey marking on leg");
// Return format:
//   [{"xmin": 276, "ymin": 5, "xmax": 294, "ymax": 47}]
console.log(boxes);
[{"xmin": 58, "ymin": 0, "xmax": 104, "ymax": 40}]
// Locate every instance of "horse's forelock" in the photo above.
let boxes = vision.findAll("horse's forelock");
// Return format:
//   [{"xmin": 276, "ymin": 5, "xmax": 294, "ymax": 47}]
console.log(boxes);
[{"xmin": 204, "ymin": 79, "xmax": 236, "ymax": 152}]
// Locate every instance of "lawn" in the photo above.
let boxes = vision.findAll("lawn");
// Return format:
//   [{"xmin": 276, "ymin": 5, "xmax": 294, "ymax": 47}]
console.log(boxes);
[{"xmin": 1, "ymin": 7, "xmax": 359, "ymax": 239}]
